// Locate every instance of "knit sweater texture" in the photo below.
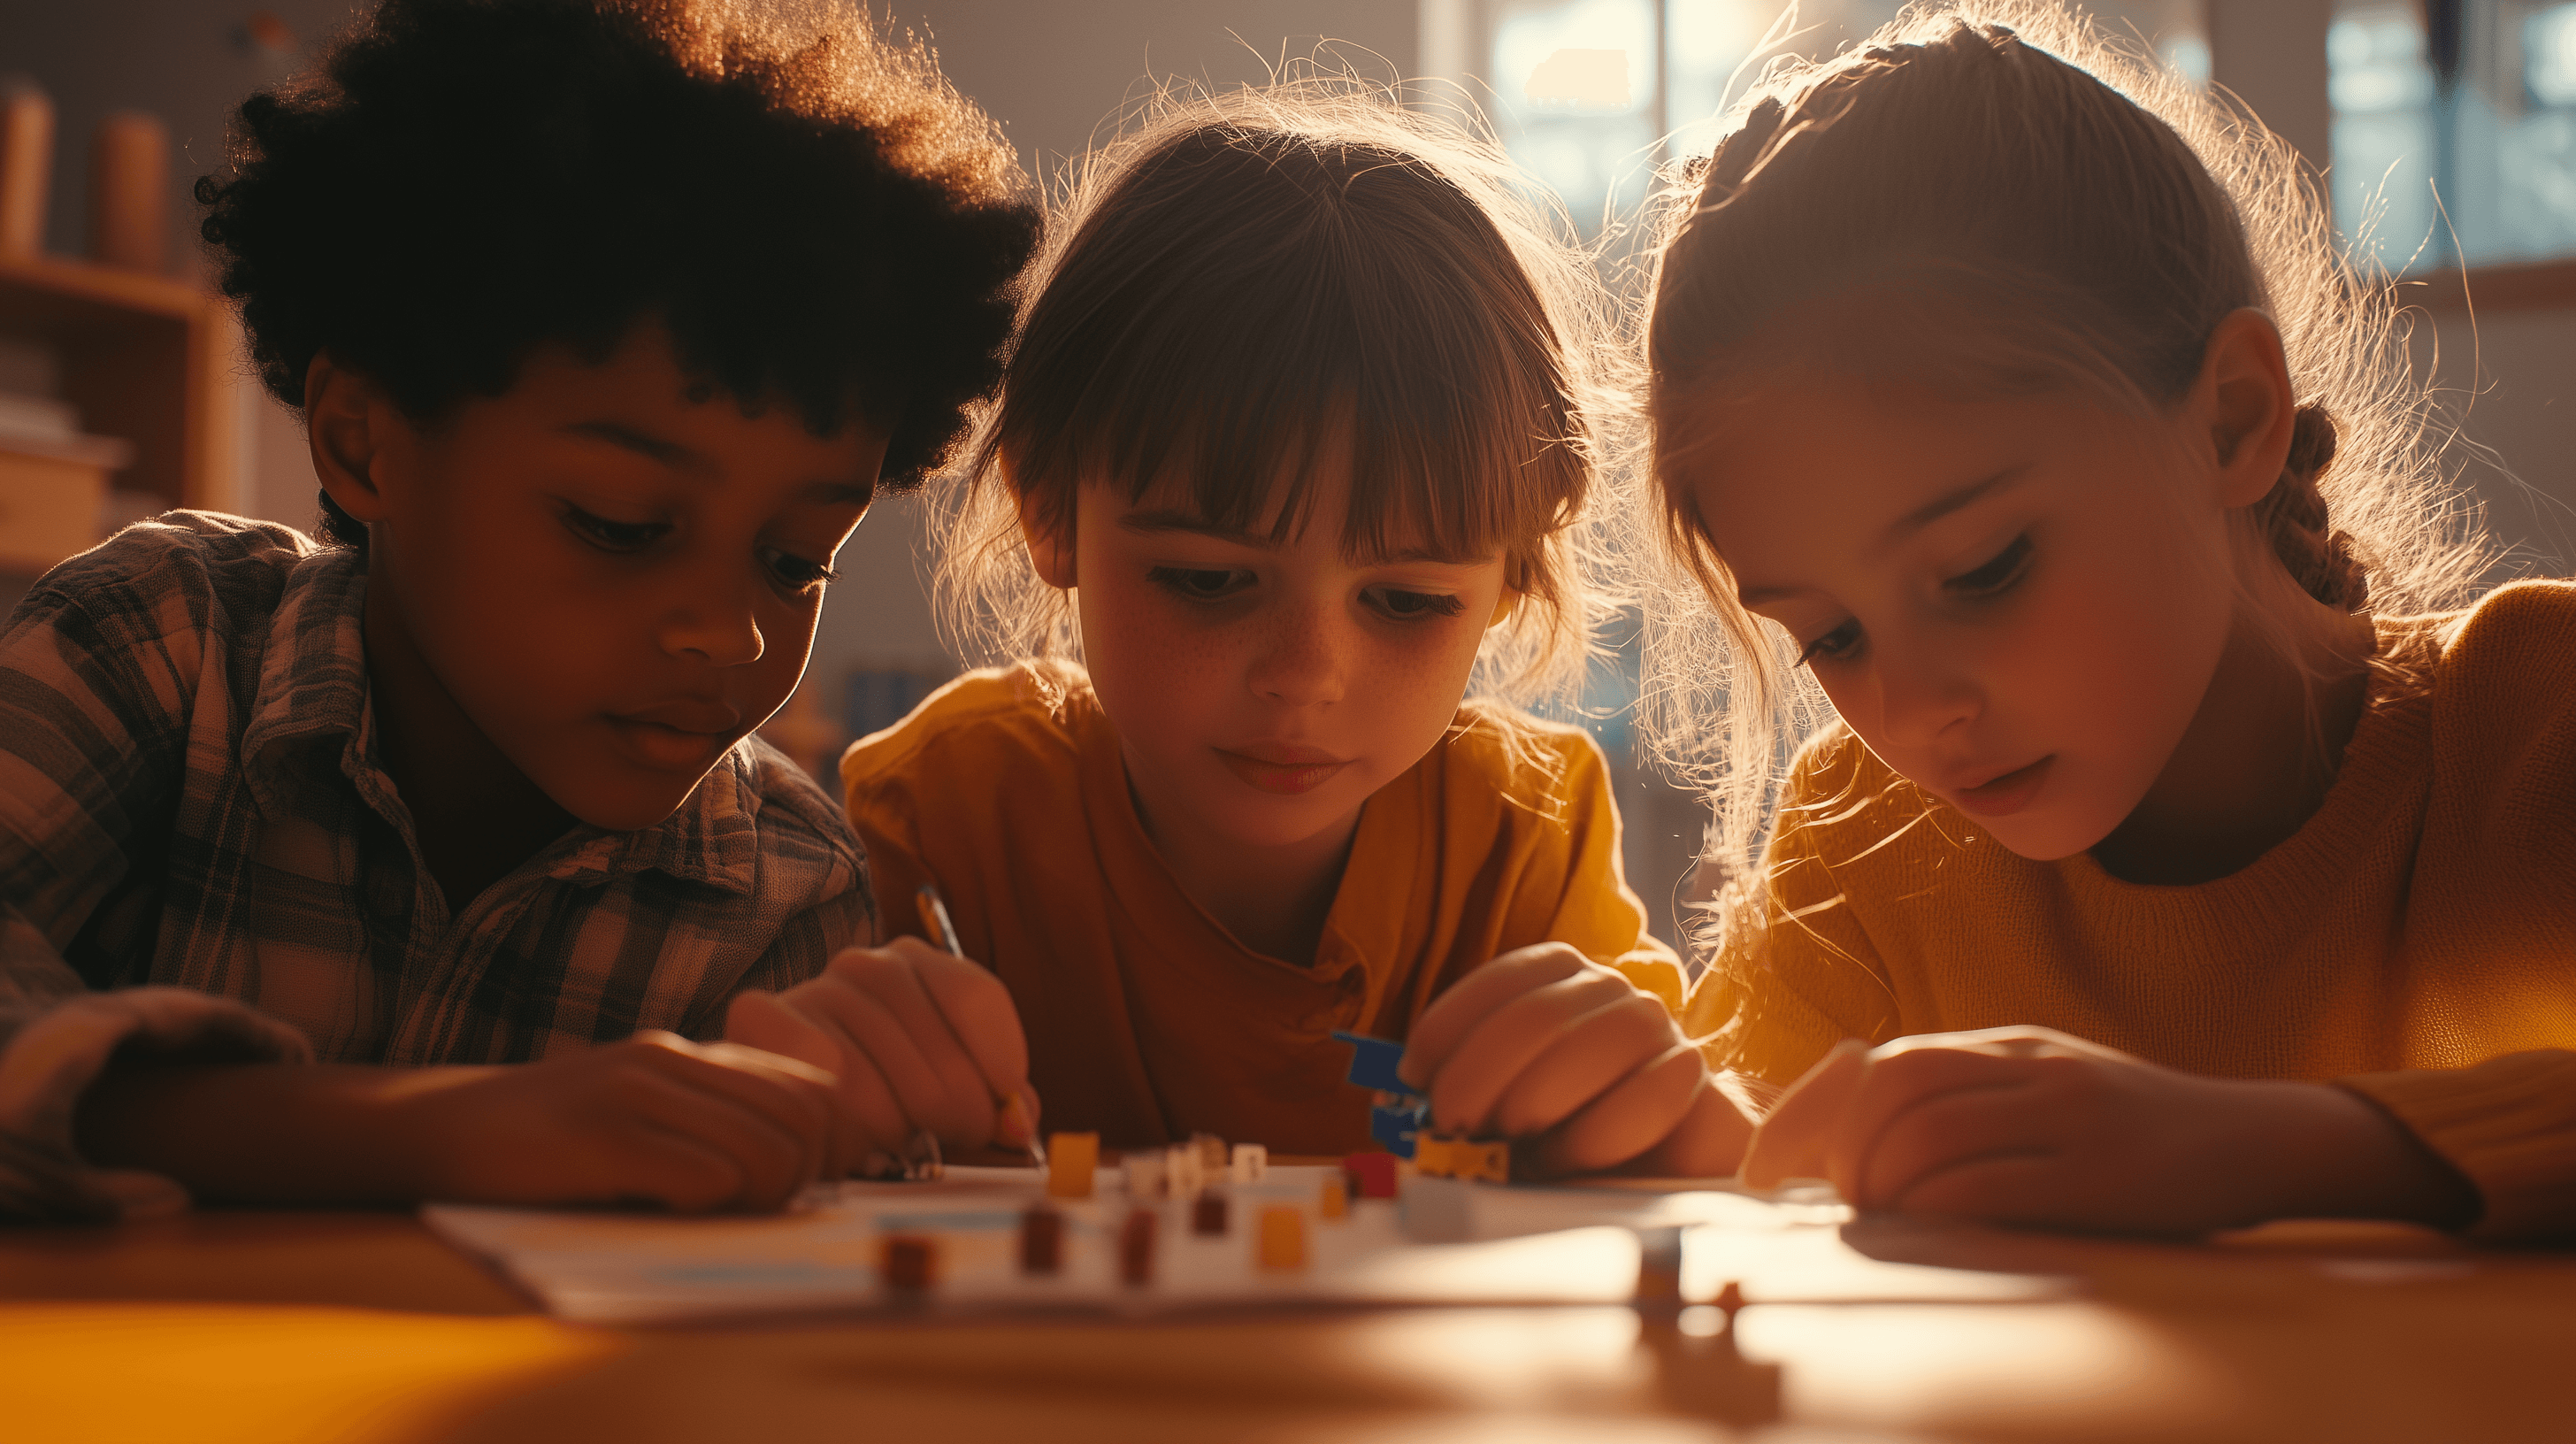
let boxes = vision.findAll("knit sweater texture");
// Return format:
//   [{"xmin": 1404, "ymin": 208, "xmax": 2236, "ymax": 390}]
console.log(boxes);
[{"xmin": 1685, "ymin": 580, "xmax": 2576, "ymax": 1240}]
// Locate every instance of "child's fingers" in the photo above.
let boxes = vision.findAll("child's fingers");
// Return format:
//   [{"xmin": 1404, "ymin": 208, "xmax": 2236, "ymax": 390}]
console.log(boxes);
[
  {"xmin": 901, "ymin": 941, "xmax": 1032, "ymax": 1113},
  {"xmin": 1485, "ymin": 993, "xmax": 1682, "ymax": 1138},
  {"xmin": 1850, "ymin": 1078, "xmax": 2051, "ymax": 1211},
  {"xmin": 1831, "ymin": 1046, "xmax": 2036, "ymax": 1202},
  {"xmin": 613, "ymin": 1118, "xmax": 751, "ymax": 1213},
  {"xmin": 1522, "ymin": 1041, "xmax": 1707, "ymax": 1176},
  {"xmin": 831, "ymin": 945, "xmax": 1000, "ymax": 1142},
  {"xmin": 777, "ymin": 987, "xmax": 932, "ymax": 1160},
  {"xmin": 1632, "ymin": 1071, "xmax": 1760, "ymax": 1179},
  {"xmin": 1423, "ymin": 968, "xmax": 1638, "ymax": 1135},
  {"xmin": 1740, "ymin": 1038, "xmax": 1868, "ymax": 1189},
  {"xmin": 806, "ymin": 957, "xmax": 985, "ymax": 1142},
  {"xmin": 612, "ymin": 1056, "xmax": 814, "ymax": 1211},
  {"xmin": 724, "ymin": 991, "xmax": 844, "ymax": 1079},
  {"xmin": 639, "ymin": 1035, "xmax": 838, "ymax": 1202},
  {"xmin": 721, "ymin": 995, "xmax": 878, "ymax": 1172},
  {"xmin": 1886, "ymin": 1149, "xmax": 2070, "ymax": 1225},
  {"xmin": 1398, "ymin": 944, "xmax": 1594, "ymax": 1091}
]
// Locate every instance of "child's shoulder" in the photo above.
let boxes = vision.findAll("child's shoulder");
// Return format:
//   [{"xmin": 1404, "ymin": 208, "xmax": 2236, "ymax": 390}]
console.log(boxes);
[
  {"xmin": 2412, "ymin": 578, "xmax": 2576, "ymax": 741},
  {"xmin": 1434, "ymin": 701, "xmax": 1620, "ymax": 822},
  {"xmin": 841, "ymin": 659, "xmax": 1096, "ymax": 788},
  {"xmin": 2432, "ymin": 579, "xmax": 2576, "ymax": 662},
  {"xmin": 21, "ymin": 511, "xmax": 323, "ymax": 634},
  {"xmin": 1766, "ymin": 721, "xmax": 1949, "ymax": 867}
]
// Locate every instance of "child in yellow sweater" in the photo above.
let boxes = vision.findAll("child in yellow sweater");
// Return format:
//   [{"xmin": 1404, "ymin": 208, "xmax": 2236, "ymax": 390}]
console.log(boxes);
[
  {"xmin": 1622, "ymin": 4, "xmax": 2575, "ymax": 1238},
  {"xmin": 726, "ymin": 83, "xmax": 1745, "ymax": 1170}
]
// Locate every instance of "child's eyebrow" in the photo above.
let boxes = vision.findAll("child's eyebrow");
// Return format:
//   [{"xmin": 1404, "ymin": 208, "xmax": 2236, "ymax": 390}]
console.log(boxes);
[
  {"xmin": 1118, "ymin": 510, "xmax": 1276, "ymax": 548},
  {"xmin": 566, "ymin": 419, "xmax": 695, "ymax": 465},
  {"xmin": 1119, "ymin": 511, "xmax": 1492, "ymax": 568},
  {"xmin": 1886, "ymin": 465, "xmax": 2030, "ymax": 543},
  {"xmin": 562, "ymin": 420, "xmax": 872, "ymax": 504},
  {"xmin": 1736, "ymin": 465, "xmax": 2033, "ymax": 609}
]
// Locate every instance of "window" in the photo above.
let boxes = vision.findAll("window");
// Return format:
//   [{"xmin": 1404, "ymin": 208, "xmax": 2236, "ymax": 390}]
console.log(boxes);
[
  {"xmin": 1472, "ymin": 0, "xmax": 2208, "ymax": 236},
  {"xmin": 2331, "ymin": 0, "xmax": 2576, "ymax": 270}
]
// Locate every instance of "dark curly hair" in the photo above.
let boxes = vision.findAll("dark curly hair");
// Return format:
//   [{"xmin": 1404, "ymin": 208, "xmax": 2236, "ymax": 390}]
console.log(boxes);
[{"xmin": 198, "ymin": 0, "xmax": 1039, "ymax": 542}]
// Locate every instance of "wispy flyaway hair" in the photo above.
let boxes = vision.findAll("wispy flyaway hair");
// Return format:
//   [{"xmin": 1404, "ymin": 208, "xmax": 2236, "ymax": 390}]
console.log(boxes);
[
  {"xmin": 937, "ymin": 73, "xmax": 1625, "ymax": 708},
  {"xmin": 1637, "ymin": 1, "xmax": 2492, "ymax": 968}
]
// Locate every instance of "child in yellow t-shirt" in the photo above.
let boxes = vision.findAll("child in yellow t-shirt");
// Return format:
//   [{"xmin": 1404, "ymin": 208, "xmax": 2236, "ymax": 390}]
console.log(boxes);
[
  {"xmin": 726, "ymin": 83, "xmax": 1751, "ymax": 1169},
  {"xmin": 1629, "ymin": 6, "xmax": 2575, "ymax": 1238}
]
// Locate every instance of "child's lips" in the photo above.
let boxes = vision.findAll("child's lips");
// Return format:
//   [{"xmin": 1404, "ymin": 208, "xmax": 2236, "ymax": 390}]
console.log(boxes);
[
  {"xmin": 607, "ymin": 703, "xmax": 739, "ymax": 771},
  {"xmin": 1947, "ymin": 756, "xmax": 2054, "ymax": 818},
  {"xmin": 1216, "ymin": 744, "xmax": 1351, "ymax": 796}
]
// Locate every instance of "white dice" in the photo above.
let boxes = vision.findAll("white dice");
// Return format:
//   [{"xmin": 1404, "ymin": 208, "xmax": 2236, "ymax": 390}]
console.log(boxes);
[{"xmin": 1229, "ymin": 1142, "xmax": 1268, "ymax": 1184}]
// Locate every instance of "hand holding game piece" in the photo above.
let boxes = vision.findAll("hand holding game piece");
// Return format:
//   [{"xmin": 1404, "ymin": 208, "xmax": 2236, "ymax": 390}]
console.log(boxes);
[
  {"xmin": 1400, "ymin": 943, "xmax": 1752, "ymax": 1178},
  {"xmin": 1741, "ymin": 1025, "xmax": 2480, "ymax": 1234},
  {"xmin": 724, "ymin": 936, "xmax": 1039, "ymax": 1166}
]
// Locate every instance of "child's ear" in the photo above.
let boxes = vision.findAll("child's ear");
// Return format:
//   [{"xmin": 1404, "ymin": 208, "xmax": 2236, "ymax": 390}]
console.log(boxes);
[
  {"xmin": 1016, "ymin": 485, "xmax": 1077, "ymax": 590},
  {"xmin": 1488, "ymin": 590, "xmax": 1519, "ymax": 629},
  {"xmin": 303, "ymin": 351, "xmax": 400, "ymax": 526},
  {"xmin": 2196, "ymin": 308, "xmax": 2299, "ymax": 511}
]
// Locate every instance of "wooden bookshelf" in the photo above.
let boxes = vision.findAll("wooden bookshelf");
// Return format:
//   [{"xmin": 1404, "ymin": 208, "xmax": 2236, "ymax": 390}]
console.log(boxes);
[
  {"xmin": 2407, "ymin": 257, "xmax": 2576, "ymax": 313},
  {"xmin": 0, "ymin": 251, "xmax": 240, "ymax": 572}
]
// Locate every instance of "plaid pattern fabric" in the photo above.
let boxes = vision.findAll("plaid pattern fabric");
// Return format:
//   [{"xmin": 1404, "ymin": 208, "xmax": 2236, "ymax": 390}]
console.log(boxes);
[{"xmin": 0, "ymin": 513, "xmax": 871, "ymax": 1216}]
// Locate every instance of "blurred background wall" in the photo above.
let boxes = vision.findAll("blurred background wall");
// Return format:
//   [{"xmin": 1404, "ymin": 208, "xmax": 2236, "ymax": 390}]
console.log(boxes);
[{"xmin": 5, "ymin": 0, "xmax": 2570, "ymax": 952}]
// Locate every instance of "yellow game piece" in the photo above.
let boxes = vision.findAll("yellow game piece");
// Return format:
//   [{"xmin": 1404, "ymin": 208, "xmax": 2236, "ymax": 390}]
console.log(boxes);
[
  {"xmin": 1046, "ymin": 1132, "xmax": 1099, "ymax": 1198},
  {"xmin": 1317, "ymin": 1173, "xmax": 1348, "ymax": 1220},
  {"xmin": 1412, "ymin": 1133, "xmax": 1507, "ymax": 1183},
  {"xmin": 1257, "ymin": 1205, "xmax": 1307, "ymax": 1271}
]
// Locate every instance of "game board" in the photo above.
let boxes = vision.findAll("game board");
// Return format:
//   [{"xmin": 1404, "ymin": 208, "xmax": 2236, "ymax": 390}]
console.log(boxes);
[
  {"xmin": 424, "ymin": 1034, "xmax": 2068, "ymax": 1325},
  {"xmin": 426, "ymin": 1164, "xmax": 1824, "ymax": 1324}
]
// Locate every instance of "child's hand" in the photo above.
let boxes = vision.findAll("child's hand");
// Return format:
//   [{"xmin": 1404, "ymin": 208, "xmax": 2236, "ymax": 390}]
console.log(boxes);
[
  {"xmin": 724, "ymin": 937, "xmax": 1038, "ymax": 1165},
  {"xmin": 1742, "ymin": 1025, "xmax": 2480, "ymax": 1235},
  {"xmin": 410, "ymin": 1033, "xmax": 840, "ymax": 1211},
  {"xmin": 1399, "ymin": 943, "xmax": 1752, "ymax": 1179}
]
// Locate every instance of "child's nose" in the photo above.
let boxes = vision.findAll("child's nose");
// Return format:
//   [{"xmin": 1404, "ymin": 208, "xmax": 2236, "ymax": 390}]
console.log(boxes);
[
  {"xmin": 1870, "ymin": 641, "xmax": 1979, "ymax": 746},
  {"xmin": 659, "ymin": 589, "xmax": 766, "ymax": 667},
  {"xmin": 1246, "ymin": 600, "xmax": 1348, "ymax": 709}
]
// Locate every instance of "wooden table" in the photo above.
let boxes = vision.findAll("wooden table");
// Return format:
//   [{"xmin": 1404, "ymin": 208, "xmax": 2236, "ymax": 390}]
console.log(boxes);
[{"xmin": 4, "ymin": 1206, "xmax": 2572, "ymax": 1442}]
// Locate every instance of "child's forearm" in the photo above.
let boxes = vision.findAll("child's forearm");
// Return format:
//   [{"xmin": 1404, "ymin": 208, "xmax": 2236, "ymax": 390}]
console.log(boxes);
[{"xmin": 73, "ymin": 1060, "xmax": 484, "ymax": 1205}]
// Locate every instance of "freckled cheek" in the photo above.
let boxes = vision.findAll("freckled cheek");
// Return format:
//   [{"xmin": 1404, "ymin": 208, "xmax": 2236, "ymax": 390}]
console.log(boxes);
[{"xmin": 1080, "ymin": 586, "xmax": 1237, "ymax": 734}]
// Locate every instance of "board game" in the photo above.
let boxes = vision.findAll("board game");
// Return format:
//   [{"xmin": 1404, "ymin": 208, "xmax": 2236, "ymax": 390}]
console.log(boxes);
[
  {"xmin": 428, "ymin": 1163, "xmax": 1786, "ymax": 1323},
  {"xmin": 424, "ymin": 1032, "xmax": 2066, "ymax": 1326}
]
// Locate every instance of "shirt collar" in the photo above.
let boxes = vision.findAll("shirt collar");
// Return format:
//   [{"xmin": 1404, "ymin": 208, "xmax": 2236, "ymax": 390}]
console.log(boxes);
[
  {"xmin": 237, "ymin": 544, "xmax": 763, "ymax": 896},
  {"xmin": 540, "ymin": 743, "xmax": 763, "ymax": 895},
  {"xmin": 238, "ymin": 544, "xmax": 372, "ymax": 820}
]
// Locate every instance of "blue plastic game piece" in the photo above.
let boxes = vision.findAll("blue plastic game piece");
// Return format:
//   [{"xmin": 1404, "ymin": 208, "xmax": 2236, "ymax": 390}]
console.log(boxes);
[
  {"xmin": 1335, "ymin": 1030, "xmax": 1428, "ymax": 1158},
  {"xmin": 1368, "ymin": 1101, "xmax": 1425, "ymax": 1157},
  {"xmin": 1330, "ymin": 1029, "xmax": 1419, "ymax": 1099}
]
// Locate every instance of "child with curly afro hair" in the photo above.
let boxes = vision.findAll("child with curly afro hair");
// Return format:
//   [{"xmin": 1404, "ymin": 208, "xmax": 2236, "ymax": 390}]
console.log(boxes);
[{"xmin": 0, "ymin": 0, "xmax": 1038, "ymax": 1222}]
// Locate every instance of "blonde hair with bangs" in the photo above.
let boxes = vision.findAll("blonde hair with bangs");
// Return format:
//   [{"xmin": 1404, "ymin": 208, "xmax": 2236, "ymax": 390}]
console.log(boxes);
[
  {"xmin": 1636, "ymin": 2, "xmax": 2496, "ymax": 993},
  {"xmin": 934, "ymin": 73, "xmax": 1627, "ymax": 713}
]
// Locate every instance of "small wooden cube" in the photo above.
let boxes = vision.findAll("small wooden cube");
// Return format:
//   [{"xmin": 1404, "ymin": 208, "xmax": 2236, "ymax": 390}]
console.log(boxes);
[
  {"xmin": 1192, "ymin": 1192, "xmax": 1229, "ymax": 1236},
  {"xmin": 1192, "ymin": 1132, "xmax": 1228, "ymax": 1171},
  {"xmin": 880, "ymin": 1233, "xmax": 938, "ymax": 1291},
  {"xmin": 1123, "ymin": 1149, "xmax": 1167, "ymax": 1201},
  {"xmin": 1341, "ymin": 1150, "xmax": 1399, "ymax": 1199},
  {"xmin": 1257, "ymin": 1206, "xmax": 1307, "ymax": 1271},
  {"xmin": 1317, "ymin": 1174, "xmax": 1349, "ymax": 1220},
  {"xmin": 1046, "ymin": 1132, "xmax": 1099, "ymax": 1199},
  {"xmin": 1118, "ymin": 1205, "xmax": 1158, "ymax": 1287},
  {"xmin": 1229, "ymin": 1142, "xmax": 1268, "ymax": 1184},
  {"xmin": 1166, "ymin": 1142, "xmax": 1203, "ymax": 1199},
  {"xmin": 1019, "ymin": 1206, "xmax": 1064, "ymax": 1275}
]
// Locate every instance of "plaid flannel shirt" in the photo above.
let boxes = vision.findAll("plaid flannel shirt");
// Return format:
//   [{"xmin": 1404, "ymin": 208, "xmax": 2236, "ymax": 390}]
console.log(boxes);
[{"xmin": 0, "ymin": 513, "xmax": 872, "ymax": 1220}]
